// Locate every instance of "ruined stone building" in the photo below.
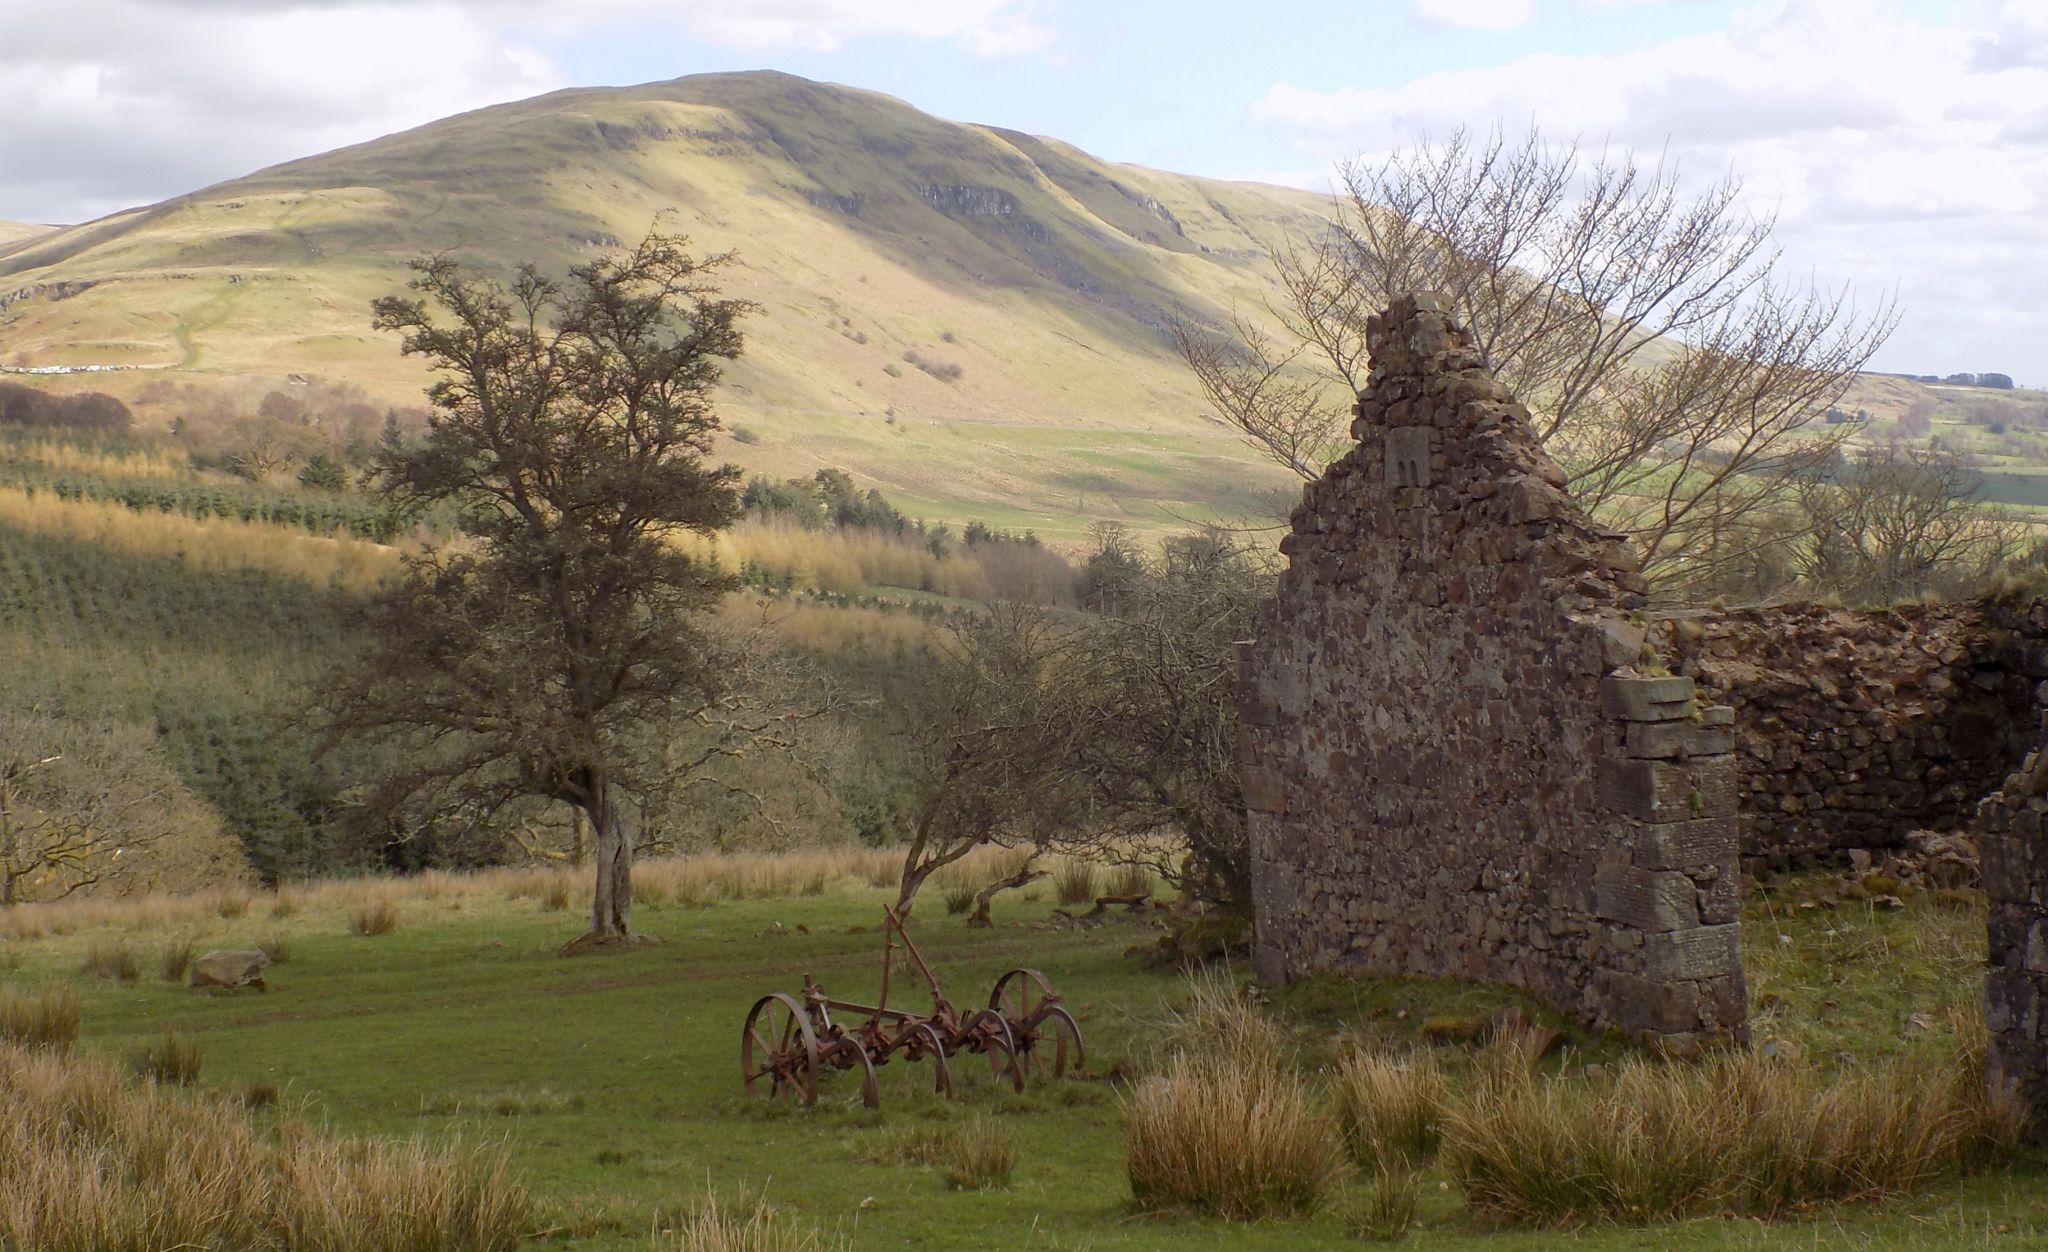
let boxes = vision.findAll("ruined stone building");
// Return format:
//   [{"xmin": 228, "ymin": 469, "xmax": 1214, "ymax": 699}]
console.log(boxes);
[
  {"xmin": 1238, "ymin": 295, "xmax": 1747, "ymax": 1041},
  {"xmin": 1240, "ymin": 292, "xmax": 2048, "ymax": 1121}
]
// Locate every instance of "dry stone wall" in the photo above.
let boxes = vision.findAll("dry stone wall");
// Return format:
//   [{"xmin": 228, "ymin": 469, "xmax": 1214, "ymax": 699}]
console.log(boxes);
[
  {"xmin": 1659, "ymin": 601, "xmax": 2048, "ymax": 866},
  {"xmin": 1239, "ymin": 295, "xmax": 1748, "ymax": 1041},
  {"xmin": 1978, "ymin": 739, "xmax": 2048, "ymax": 1137}
]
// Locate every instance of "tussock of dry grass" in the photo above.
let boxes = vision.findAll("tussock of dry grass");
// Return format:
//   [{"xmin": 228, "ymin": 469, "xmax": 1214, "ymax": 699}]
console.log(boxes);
[
  {"xmin": 128, "ymin": 1029, "xmax": 201, "ymax": 1086},
  {"xmin": 942, "ymin": 1117, "xmax": 1017, "ymax": 1191},
  {"xmin": 1052, "ymin": 859, "xmax": 1098, "ymax": 906},
  {"xmin": 82, "ymin": 938, "xmax": 141, "ymax": 984},
  {"xmin": 1332, "ymin": 1049, "xmax": 1447, "ymax": 1169},
  {"xmin": 856, "ymin": 1116, "xmax": 1017, "ymax": 1190},
  {"xmin": 654, "ymin": 1189, "xmax": 840, "ymax": 1252},
  {"xmin": 158, "ymin": 936, "xmax": 198, "ymax": 983},
  {"xmin": 349, "ymin": 896, "xmax": 400, "ymax": 937},
  {"xmin": 0, "ymin": 1039, "xmax": 530, "ymax": 1250},
  {"xmin": 1124, "ymin": 977, "xmax": 1346, "ymax": 1220},
  {"xmin": 0, "ymin": 983, "xmax": 79, "ymax": 1050},
  {"xmin": 1105, "ymin": 862, "xmax": 1152, "ymax": 898},
  {"xmin": 1441, "ymin": 1018, "xmax": 2024, "ymax": 1225}
]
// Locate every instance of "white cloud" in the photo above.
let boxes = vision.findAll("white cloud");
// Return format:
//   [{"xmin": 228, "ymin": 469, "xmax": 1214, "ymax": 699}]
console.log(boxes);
[
  {"xmin": 1252, "ymin": 0, "xmax": 2048, "ymax": 380},
  {"xmin": 1412, "ymin": 0, "xmax": 1536, "ymax": 31},
  {"xmin": 0, "ymin": 0, "xmax": 1059, "ymax": 224}
]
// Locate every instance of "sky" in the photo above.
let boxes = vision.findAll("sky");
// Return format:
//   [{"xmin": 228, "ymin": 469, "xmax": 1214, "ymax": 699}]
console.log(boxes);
[{"xmin": 2, "ymin": 0, "xmax": 2045, "ymax": 381}]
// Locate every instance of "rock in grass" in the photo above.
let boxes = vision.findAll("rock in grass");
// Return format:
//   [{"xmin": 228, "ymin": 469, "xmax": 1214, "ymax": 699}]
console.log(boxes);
[{"xmin": 189, "ymin": 949, "xmax": 271, "ymax": 993}]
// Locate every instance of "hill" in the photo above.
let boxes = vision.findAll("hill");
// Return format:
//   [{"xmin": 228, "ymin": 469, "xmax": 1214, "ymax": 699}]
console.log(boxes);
[
  {"xmin": 0, "ymin": 71, "xmax": 1334, "ymax": 537},
  {"xmin": 0, "ymin": 221, "xmax": 56, "ymax": 249}
]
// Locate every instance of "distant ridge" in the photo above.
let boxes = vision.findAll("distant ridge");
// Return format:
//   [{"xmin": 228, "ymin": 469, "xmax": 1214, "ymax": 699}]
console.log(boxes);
[{"xmin": 0, "ymin": 70, "xmax": 1333, "ymax": 534}]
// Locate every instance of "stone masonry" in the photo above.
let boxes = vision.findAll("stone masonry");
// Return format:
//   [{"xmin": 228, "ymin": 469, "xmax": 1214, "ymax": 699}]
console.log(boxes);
[
  {"xmin": 1979, "ymin": 737, "xmax": 2048, "ymax": 1137},
  {"xmin": 1239, "ymin": 295, "xmax": 1747, "ymax": 1040},
  {"xmin": 1659, "ymin": 598, "xmax": 2048, "ymax": 866}
]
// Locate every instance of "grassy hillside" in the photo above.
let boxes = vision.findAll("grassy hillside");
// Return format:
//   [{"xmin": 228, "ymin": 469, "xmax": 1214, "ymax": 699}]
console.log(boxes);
[
  {"xmin": 0, "ymin": 221, "xmax": 56, "ymax": 250},
  {"xmin": 0, "ymin": 71, "xmax": 1326, "ymax": 539}
]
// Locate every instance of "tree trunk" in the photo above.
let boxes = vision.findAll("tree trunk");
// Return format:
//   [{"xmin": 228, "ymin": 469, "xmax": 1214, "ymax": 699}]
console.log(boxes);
[
  {"xmin": 586, "ymin": 784, "xmax": 633, "ymax": 939},
  {"xmin": 967, "ymin": 865, "xmax": 1046, "ymax": 928}
]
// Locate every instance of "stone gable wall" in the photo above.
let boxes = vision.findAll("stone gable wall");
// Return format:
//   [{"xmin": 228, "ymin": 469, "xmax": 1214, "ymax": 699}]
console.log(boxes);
[
  {"xmin": 1977, "ymin": 740, "xmax": 2048, "ymax": 1138},
  {"xmin": 1658, "ymin": 601, "xmax": 2048, "ymax": 865},
  {"xmin": 1239, "ymin": 295, "xmax": 1747, "ymax": 1041}
]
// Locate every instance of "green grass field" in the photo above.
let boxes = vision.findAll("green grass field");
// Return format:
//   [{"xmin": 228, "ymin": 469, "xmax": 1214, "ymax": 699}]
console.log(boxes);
[{"xmin": 3, "ymin": 860, "xmax": 2042, "ymax": 1251}]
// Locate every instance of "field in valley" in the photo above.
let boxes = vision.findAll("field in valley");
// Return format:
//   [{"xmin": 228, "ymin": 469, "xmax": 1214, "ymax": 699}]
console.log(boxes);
[{"xmin": 1, "ymin": 850, "xmax": 2044, "ymax": 1251}]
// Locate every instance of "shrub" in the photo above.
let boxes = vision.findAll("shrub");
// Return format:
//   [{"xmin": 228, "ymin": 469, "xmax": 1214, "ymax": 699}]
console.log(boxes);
[
  {"xmin": 215, "ymin": 891, "xmax": 253, "ymax": 919},
  {"xmin": 350, "ymin": 897, "xmax": 399, "ymax": 936},
  {"xmin": 1332, "ymin": 1050, "xmax": 1447, "ymax": 1168},
  {"xmin": 257, "ymin": 932, "xmax": 292, "ymax": 965},
  {"xmin": 0, "ymin": 983, "xmax": 79, "ymax": 1049},
  {"xmin": 1053, "ymin": 860, "xmax": 1098, "ymax": 907},
  {"xmin": 943, "ymin": 885, "xmax": 976, "ymax": 915},
  {"xmin": 129, "ymin": 1029, "xmax": 201, "ymax": 1086},
  {"xmin": 159, "ymin": 937, "xmax": 198, "ymax": 983},
  {"xmin": 902, "ymin": 350, "xmax": 963, "ymax": 383},
  {"xmin": 655, "ymin": 1188, "xmax": 839, "ymax": 1251},
  {"xmin": 82, "ymin": 939, "xmax": 141, "ymax": 984}
]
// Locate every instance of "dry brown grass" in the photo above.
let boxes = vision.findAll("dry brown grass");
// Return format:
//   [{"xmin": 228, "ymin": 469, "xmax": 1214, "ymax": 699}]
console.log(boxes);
[
  {"xmin": 0, "ymin": 483, "xmax": 400, "ymax": 587},
  {"xmin": 1441, "ymin": 1016, "xmax": 2024, "ymax": 1225},
  {"xmin": 1052, "ymin": 858, "xmax": 1099, "ymax": 906},
  {"xmin": 0, "ymin": 983, "xmax": 79, "ymax": 1050},
  {"xmin": 1332, "ymin": 1049, "xmax": 1448, "ymax": 1169},
  {"xmin": 158, "ymin": 936, "xmax": 198, "ymax": 983},
  {"xmin": 349, "ymin": 896, "xmax": 401, "ymax": 937},
  {"xmin": 856, "ymin": 1115, "xmax": 1017, "ymax": 1190},
  {"xmin": 679, "ymin": 519, "xmax": 992, "ymax": 599},
  {"xmin": 82, "ymin": 938, "xmax": 141, "ymax": 984},
  {"xmin": 1124, "ymin": 978, "xmax": 1347, "ymax": 1219},
  {"xmin": 0, "ymin": 1039, "xmax": 530, "ymax": 1250},
  {"xmin": 128, "ymin": 1029, "xmax": 201, "ymax": 1086},
  {"xmin": 941, "ymin": 1116, "xmax": 1017, "ymax": 1191},
  {"xmin": 653, "ymin": 1188, "xmax": 841, "ymax": 1251}
]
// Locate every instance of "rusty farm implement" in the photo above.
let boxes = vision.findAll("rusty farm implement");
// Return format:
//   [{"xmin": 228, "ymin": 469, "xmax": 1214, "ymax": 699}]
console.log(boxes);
[{"xmin": 741, "ymin": 907, "xmax": 1084, "ymax": 1107}]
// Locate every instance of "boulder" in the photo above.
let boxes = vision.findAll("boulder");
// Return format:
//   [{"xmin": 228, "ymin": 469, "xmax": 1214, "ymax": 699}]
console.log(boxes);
[{"xmin": 189, "ymin": 948, "xmax": 271, "ymax": 992}]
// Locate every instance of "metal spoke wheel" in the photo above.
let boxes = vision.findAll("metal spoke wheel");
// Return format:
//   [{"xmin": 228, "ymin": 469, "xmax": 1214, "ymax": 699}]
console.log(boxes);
[
  {"xmin": 741, "ymin": 993, "xmax": 821, "ymax": 1106},
  {"xmin": 966, "ymin": 1008, "xmax": 1025, "ymax": 1093},
  {"xmin": 820, "ymin": 1035, "xmax": 879, "ymax": 1108},
  {"xmin": 899, "ymin": 1021, "xmax": 954, "ymax": 1098},
  {"xmin": 990, "ymin": 968, "xmax": 1084, "ymax": 1078}
]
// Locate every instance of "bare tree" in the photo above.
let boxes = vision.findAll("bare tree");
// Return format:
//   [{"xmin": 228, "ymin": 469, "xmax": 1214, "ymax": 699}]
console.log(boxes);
[
  {"xmin": 1180, "ymin": 125, "xmax": 1897, "ymax": 598},
  {"xmin": 891, "ymin": 605, "xmax": 1093, "ymax": 916},
  {"xmin": 0, "ymin": 714, "xmax": 243, "ymax": 905},
  {"xmin": 1793, "ymin": 444, "xmax": 2026, "ymax": 603},
  {"xmin": 1063, "ymin": 531, "xmax": 1266, "ymax": 911}
]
